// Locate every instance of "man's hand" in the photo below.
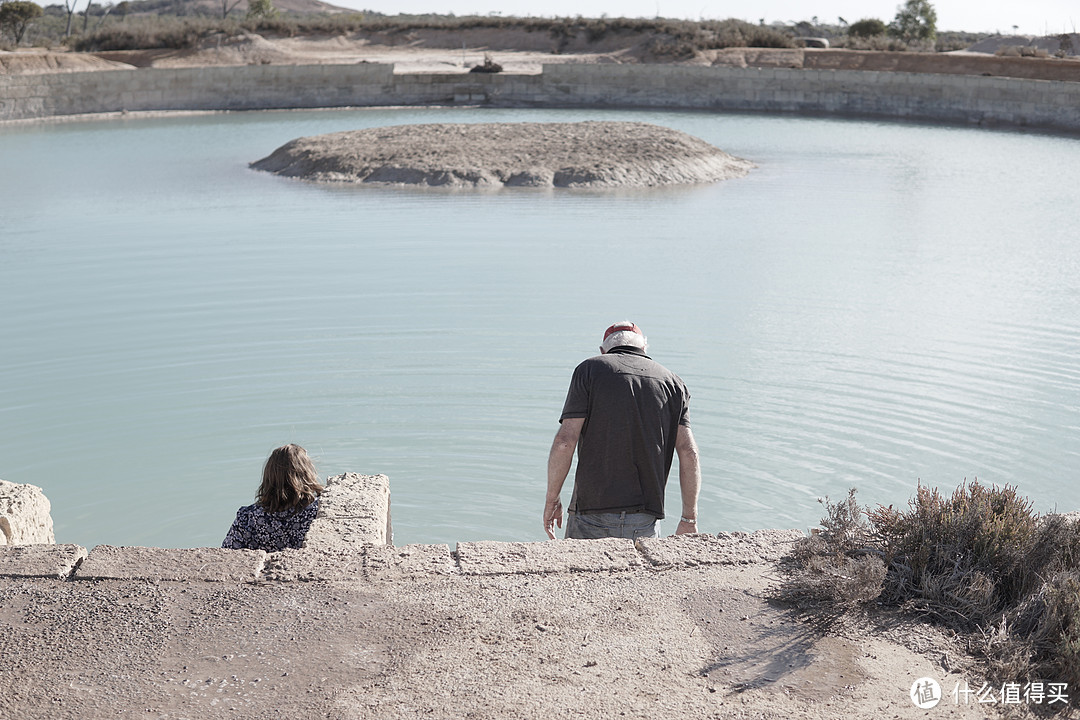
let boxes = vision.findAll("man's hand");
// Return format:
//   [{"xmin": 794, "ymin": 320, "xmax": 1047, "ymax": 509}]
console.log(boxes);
[
  {"xmin": 675, "ymin": 518, "xmax": 698, "ymax": 535},
  {"xmin": 544, "ymin": 497, "xmax": 563, "ymax": 540}
]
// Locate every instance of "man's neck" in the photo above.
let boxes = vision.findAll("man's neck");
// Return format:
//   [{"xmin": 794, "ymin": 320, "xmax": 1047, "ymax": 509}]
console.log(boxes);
[{"xmin": 607, "ymin": 345, "xmax": 648, "ymax": 357}]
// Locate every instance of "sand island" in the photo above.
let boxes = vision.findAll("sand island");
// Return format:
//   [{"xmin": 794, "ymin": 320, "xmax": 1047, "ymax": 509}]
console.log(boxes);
[{"xmin": 250, "ymin": 121, "xmax": 754, "ymax": 188}]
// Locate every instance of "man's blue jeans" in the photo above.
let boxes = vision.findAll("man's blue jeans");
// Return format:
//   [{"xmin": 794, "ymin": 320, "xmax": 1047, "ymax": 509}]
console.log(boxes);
[{"xmin": 565, "ymin": 511, "xmax": 660, "ymax": 540}]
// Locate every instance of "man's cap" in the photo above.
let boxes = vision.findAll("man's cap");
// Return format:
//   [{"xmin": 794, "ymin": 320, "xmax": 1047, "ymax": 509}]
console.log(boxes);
[{"xmin": 603, "ymin": 322, "xmax": 643, "ymax": 341}]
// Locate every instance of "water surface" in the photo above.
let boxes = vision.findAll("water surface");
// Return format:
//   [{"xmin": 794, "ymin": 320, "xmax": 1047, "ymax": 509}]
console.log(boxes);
[{"xmin": 2, "ymin": 107, "xmax": 1079, "ymax": 548}]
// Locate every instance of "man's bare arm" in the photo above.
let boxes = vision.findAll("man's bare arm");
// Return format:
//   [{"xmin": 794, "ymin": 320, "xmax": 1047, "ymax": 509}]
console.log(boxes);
[
  {"xmin": 674, "ymin": 424, "xmax": 701, "ymax": 535},
  {"xmin": 545, "ymin": 417, "xmax": 584, "ymax": 540}
]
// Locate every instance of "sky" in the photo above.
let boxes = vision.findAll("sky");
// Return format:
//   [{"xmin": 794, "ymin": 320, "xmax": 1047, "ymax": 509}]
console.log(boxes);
[{"xmin": 333, "ymin": 0, "xmax": 1078, "ymax": 36}]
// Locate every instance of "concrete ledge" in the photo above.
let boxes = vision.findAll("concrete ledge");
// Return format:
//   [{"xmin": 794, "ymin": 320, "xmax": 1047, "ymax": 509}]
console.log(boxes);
[
  {"xmin": 262, "ymin": 547, "xmax": 367, "ymax": 582},
  {"xmin": 263, "ymin": 543, "xmax": 454, "ymax": 581},
  {"xmin": 365, "ymin": 543, "xmax": 455, "ymax": 579},
  {"xmin": 75, "ymin": 545, "xmax": 265, "ymax": 582},
  {"xmin": 306, "ymin": 472, "xmax": 391, "ymax": 549},
  {"xmin": 305, "ymin": 516, "xmax": 387, "ymax": 551},
  {"xmin": 636, "ymin": 529, "xmax": 804, "ymax": 567},
  {"xmin": 3, "ymin": 470, "xmax": 808, "ymax": 583},
  {"xmin": 456, "ymin": 538, "xmax": 642, "ymax": 575},
  {"xmin": 0, "ymin": 543, "xmax": 87, "ymax": 578}
]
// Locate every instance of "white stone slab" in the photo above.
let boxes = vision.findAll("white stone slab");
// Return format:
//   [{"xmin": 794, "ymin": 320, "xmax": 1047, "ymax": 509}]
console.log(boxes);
[
  {"xmin": 75, "ymin": 546, "xmax": 265, "ymax": 582},
  {"xmin": 636, "ymin": 529, "xmax": 804, "ymax": 567},
  {"xmin": 0, "ymin": 543, "xmax": 86, "ymax": 579},
  {"xmin": 456, "ymin": 538, "xmax": 641, "ymax": 575}
]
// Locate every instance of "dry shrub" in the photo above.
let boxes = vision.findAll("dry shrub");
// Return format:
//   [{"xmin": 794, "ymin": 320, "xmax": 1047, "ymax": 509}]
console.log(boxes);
[
  {"xmin": 706, "ymin": 19, "xmax": 794, "ymax": 49},
  {"xmin": 71, "ymin": 16, "xmax": 239, "ymax": 50},
  {"xmin": 836, "ymin": 35, "xmax": 910, "ymax": 51},
  {"xmin": 983, "ymin": 521, "xmax": 1080, "ymax": 692},
  {"xmin": 776, "ymin": 549, "xmax": 886, "ymax": 611},
  {"xmin": 66, "ymin": 14, "xmax": 795, "ymax": 54},
  {"xmin": 869, "ymin": 481, "xmax": 1040, "ymax": 628},
  {"xmin": 775, "ymin": 489, "xmax": 886, "ymax": 610},
  {"xmin": 631, "ymin": 18, "xmax": 794, "ymax": 58},
  {"xmin": 777, "ymin": 481, "xmax": 1080, "ymax": 709},
  {"xmin": 645, "ymin": 34, "xmax": 698, "ymax": 59}
]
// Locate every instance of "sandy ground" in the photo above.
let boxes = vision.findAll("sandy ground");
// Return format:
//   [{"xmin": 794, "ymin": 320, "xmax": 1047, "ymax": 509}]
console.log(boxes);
[
  {"xmin": 0, "ymin": 32, "xmax": 630, "ymax": 74},
  {"xmin": 251, "ymin": 121, "xmax": 754, "ymax": 188},
  {"xmin": 0, "ymin": 556, "xmax": 1035, "ymax": 720}
]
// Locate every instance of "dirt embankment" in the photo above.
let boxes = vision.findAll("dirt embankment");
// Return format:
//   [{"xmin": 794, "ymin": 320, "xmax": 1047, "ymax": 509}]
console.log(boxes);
[
  {"xmin": 3, "ymin": 28, "xmax": 1080, "ymax": 80},
  {"xmin": 0, "ymin": 51, "xmax": 132, "ymax": 73},
  {"xmin": 800, "ymin": 48, "xmax": 1080, "ymax": 81}
]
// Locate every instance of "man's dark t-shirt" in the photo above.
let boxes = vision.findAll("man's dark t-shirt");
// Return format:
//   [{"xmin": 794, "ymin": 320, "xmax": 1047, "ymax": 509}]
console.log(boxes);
[{"xmin": 559, "ymin": 346, "xmax": 691, "ymax": 518}]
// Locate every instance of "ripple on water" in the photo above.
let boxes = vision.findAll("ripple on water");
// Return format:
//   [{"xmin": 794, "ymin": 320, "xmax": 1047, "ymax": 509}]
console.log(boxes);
[{"xmin": 2, "ymin": 107, "xmax": 1080, "ymax": 546}]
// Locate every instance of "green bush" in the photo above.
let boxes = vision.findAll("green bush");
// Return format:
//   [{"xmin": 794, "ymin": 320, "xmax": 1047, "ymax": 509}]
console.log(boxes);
[
  {"xmin": 848, "ymin": 18, "xmax": 886, "ymax": 38},
  {"xmin": 0, "ymin": 0, "xmax": 44, "ymax": 45},
  {"xmin": 889, "ymin": 0, "xmax": 937, "ymax": 43},
  {"xmin": 245, "ymin": 0, "xmax": 276, "ymax": 21}
]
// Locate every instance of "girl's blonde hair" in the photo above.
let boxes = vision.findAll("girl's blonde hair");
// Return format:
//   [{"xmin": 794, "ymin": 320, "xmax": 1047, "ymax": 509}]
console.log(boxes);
[{"xmin": 257, "ymin": 444, "xmax": 323, "ymax": 514}]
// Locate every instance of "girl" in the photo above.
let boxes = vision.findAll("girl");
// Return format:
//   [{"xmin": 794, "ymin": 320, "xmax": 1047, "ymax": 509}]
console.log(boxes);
[{"xmin": 222, "ymin": 444, "xmax": 324, "ymax": 552}]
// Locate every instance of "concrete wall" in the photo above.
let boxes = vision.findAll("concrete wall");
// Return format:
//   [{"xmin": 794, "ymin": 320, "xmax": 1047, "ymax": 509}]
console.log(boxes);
[
  {"xmin": 0, "ymin": 471, "xmax": 806, "ymax": 582},
  {"xmin": 0, "ymin": 529, "xmax": 804, "ymax": 582},
  {"xmin": 541, "ymin": 64, "xmax": 1080, "ymax": 133},
  {"xmin": 3, "ymin": 62, "xmax": 1080, "ymax": 133},
  {"xmin": 0, "ymin": 63, "xmax": 394, "ymax": 120}
]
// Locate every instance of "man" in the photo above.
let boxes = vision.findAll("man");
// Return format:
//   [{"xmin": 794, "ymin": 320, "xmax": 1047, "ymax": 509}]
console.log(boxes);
[{"xmin": 544, "ymin": 321, "xmax": 700, "ymax": 540}]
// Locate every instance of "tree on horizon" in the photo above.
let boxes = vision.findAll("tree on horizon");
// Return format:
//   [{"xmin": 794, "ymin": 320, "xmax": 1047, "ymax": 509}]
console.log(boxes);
[
  {"xmin": 0, "ymin": 0, "xmax": 44, "ymax": 44},
  {"xmin": 890, "ymin": 0, "xmax": 937, "ymax": 43}
]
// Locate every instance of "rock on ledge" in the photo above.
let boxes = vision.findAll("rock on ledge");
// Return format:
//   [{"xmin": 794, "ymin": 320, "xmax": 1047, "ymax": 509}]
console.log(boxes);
[
  {"xmin": 0, "ymin": 479, "xmax": 55, "ymax": 545},
  {"xmin": 250, "ymin": 121, "xmax": 753, "ymax": 188}
]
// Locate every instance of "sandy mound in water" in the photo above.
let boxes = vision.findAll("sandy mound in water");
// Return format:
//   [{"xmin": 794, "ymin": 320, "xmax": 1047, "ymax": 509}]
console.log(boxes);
[{"xmin": 250, "ymin": 121, "xmax": 754, "ymax": 188}]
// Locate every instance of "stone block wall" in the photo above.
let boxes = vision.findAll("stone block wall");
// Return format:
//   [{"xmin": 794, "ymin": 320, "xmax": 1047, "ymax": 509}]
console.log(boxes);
[
  {"xmin": 3, "ymin": 62, "xmax": 1080, "ymax": 133},
  {"xmin": 0, "ymin": 63, "xmax": 395, "ymax": 120},
  {"xmin": 539, "ymin": 64, "xmax": 1080, "ymax": 132}
]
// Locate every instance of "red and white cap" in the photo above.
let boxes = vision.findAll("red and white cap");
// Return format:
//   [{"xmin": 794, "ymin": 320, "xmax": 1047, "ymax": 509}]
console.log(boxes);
[{"xmin": 603, "ymin": 322, "xmax": 642, "ymax": 341}]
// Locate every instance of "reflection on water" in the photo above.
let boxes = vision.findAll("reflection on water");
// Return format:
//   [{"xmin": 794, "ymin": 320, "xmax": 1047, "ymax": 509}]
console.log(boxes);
[{"xmin": 2, "ymin": 107, "xmax": 1079, "ymax": 548}]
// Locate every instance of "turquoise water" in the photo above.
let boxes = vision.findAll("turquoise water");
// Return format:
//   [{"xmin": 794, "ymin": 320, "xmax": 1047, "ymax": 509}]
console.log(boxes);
[{"xmin": 2, "ymin": 106, "xmax": 1079, "ymax": 549}]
